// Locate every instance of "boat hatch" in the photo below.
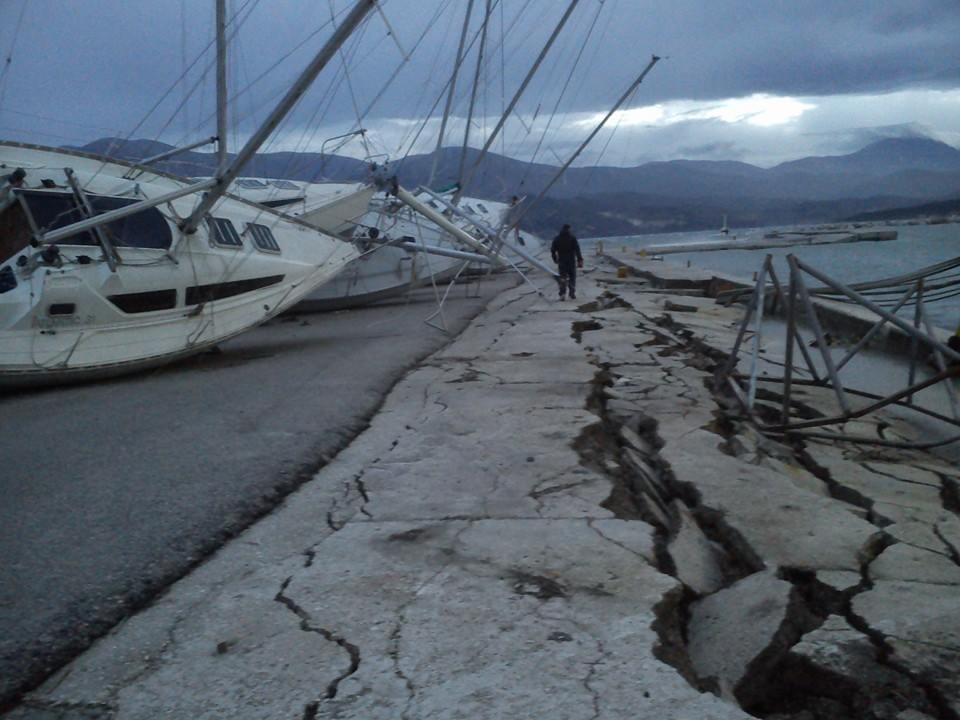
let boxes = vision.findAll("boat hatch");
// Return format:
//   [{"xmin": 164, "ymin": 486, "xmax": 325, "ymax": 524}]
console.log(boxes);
[
  {"xmin": 259, "ymin": 196, "xmax": 302, "ymax": 209},
  {"xmin": 185, "ymin": 274, "xmax": 284, "ymax": 305},
  {"xmin": 246, "ymin": 223, "xmax": 281, "ymax": 253},
  {"xmin": 236, "ymin": 179, "xmax": 269, "ymax": 189},
  {"xmin": 207, "ymin": 217, "xmax": 243, "ymax": 248},
  {"xmin": 13, "ymin": 189, "xmax": 173, "ymax": 249},
  {"xmin": 271, "ymin": 180, "xmax": 300, "ymax": 190}
]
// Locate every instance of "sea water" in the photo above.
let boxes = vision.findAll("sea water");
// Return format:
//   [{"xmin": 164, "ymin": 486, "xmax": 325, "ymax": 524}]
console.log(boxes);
[{"xmin": 584, "ymin": 222, "xmax": 960, "ymax": 331}]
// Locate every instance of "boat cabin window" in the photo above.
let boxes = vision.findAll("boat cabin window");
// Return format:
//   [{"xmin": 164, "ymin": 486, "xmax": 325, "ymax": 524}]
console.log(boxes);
[
  {"xmin": 0, "ymin": 198, "xmax": 33, "ymax": 265},
  {"xmin": 8, "ymin": 190, "xmax": 172, "ymax": 251},
  {"xmin": 89, "ymin": 195, "xmax": 173, "ymax": 249},
  {"xmin": 108, "ymin": 289, "xmax": 178, "ymax": 313},
  {"xmin": 236, "ymin": 179, "xmax": 269, "ymax": 189},
  {"xmin": 246, "ymin": 223, "xmax": 280, "ymax": 253},
  {"xmin": 0, "ymin": 265, "xmax": 16, "ymax": 293},
  {"xmin": 271, "ymin": 180, "xmax": 299, "ymax": 190},
  {"xmin": 477, "ymin": 203, "xmax": 488, "ymax": 213},
  {"xmin": 48, "ymin": 303, "xmax": 76, "ymax": 316},
  {"xmin": 185, "ymin": 274, "xmax": 285, "ymax": 305},
  {"xmin": 207, "ymin": 217, "xmax": 243, "ymax": 248}
]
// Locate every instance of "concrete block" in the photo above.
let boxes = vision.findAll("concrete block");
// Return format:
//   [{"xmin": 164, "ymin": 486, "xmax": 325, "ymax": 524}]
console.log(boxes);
[
  {"xmin": 788, "ymin": 614, "xmax": 934, "ymax": 716},
  {"xmin": 687, "ymin": 571, "xmax": 807, "ymax": 704},
  {"xmin": 667, "ymin": 501, "xmax": 727, "ymax": 595},
  {"xmin": 869, "ymin": 542, "xmax": 960, "ymax": 585},
  {"xmin": 622, "ymin": 447, "xmax": 668, "ymax": 498}
]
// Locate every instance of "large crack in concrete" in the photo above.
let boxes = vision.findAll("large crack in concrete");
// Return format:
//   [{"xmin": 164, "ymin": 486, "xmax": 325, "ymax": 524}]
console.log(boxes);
[
  {"xmin": 568, "ymin": 295, "xmax": 773, "ymax": 708},
  {"xmin": 573, "ymin": 282, "xmax": 960, "ymax": 719}
]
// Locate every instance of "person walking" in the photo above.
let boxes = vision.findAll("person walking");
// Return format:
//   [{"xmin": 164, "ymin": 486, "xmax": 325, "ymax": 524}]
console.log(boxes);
[{"xmin": 550, "ymin": 223, "xmax": 583, "ymax": 300}]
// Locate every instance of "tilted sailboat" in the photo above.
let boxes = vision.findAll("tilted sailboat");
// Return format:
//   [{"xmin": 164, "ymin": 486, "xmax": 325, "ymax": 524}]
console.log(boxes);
[
  {"xmin": 0, "ymin": 0, "xmax": 379, "ymax": 387},
  {"xmin": 224, "ymin": 179, "xmax": 511, "ymax": 312}
]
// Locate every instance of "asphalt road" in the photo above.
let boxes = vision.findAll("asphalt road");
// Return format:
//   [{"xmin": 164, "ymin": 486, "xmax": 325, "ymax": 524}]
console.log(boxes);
[{"xmin": 0, "ymin": 275, "xmax": 518, "ymax": 708}]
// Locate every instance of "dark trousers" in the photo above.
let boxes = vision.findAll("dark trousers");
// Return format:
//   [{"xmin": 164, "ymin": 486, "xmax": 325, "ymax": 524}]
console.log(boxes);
[{"xmin": 557, "ymin": 261, "xmax": 576, "ymax": 297}]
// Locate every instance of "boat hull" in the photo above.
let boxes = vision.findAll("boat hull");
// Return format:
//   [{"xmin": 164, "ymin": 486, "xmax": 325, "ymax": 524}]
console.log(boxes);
[
  {"xmin": 295, "ymin": 245, "xmax": 463, "ymax": 312},
  {"xmin": 0, "ymin": 143, "xmax": 358, "ymax": 387}
]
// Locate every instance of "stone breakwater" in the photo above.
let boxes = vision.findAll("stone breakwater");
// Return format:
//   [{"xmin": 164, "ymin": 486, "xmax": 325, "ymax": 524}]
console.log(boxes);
[{"xmin": 9, "ymin": 266, "xmax": 960, "ymax": 720}]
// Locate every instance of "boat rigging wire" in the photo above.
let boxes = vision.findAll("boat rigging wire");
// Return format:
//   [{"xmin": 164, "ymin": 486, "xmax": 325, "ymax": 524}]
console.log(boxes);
[
  {"xmin": 329, "ymin": 0, "xmax": 374, "ymax": 159},
  {"xmin": 392, "ymin": 5, "xmax": 463, "ymax": 158},
  {"xmin": 246, "ymin": 10, "xmax": 370, "ymax": 172},
  {"xmin": 397, "ymin": 0, "xmax": 536, "ymax": 167},
  {"xmin": 518, "ymin": 0, "xmax": 607, "ymax": 188},
  {"xmin": 510, "ymin": 54, "xmax": 661, "ymax": 231},
  {"xmin": 353, "ymin": 0, "xmax": 456, "ymax": 133},
  {"xmin": 148, "ymin": 0, "xmax": 265, "ymax": 153},
  {"xmin": 263, "ymin": 15, "xmax": 371, "ymax": 182},
  {"xmin": 428, "ymin": 0, "xmax": 476, "ymax": 187},
  {"xmin": 180, "ymin": 0, "xmax": 191, "ymax": 140},
  {"xmin": 459, "ymin": 0, "xmax": 492, "ymax": 184},
  {"xmin": 0, "ymin": 0, "xmax": 28, "ymax": 112},
  {"xmin": 579, "ymin": 81, "xmax": 641, "ymax": 189},
  {"xmin": 85, "ymin": 0, "xmax": 262, "ymax": 190},
  {"xmin": 457, "ymin": 0, "xmax": 583, "ymax": 201}
]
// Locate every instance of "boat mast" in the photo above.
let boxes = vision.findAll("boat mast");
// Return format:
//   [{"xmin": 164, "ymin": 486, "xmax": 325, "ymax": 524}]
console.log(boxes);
[
  {"xmin": 457, "ymin": 0, "xmax": 491, "ymax": 190},
  {"xmin": 427, "ymin": 0, "xmax": 475, "ymax": 188},
  {"xmin": 454, "ymin": 0, "xmax": 581, "ymax": 203},
  {"xmin": 181, "ymin": 0, "xmax": 378, "ymax": 234},
  {"xmin": 512, "ymin": 55, "xmax": 661, "ymax": 228},
  {"xmin": 215, "ymin": 0, "xmax": 228, "ymax": 172}
]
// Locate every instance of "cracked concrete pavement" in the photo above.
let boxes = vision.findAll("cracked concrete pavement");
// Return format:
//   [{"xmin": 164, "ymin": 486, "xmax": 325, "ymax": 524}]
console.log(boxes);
[{"xmin": 9, "ymin": 261, "xmax": 960, "ymax": 719}]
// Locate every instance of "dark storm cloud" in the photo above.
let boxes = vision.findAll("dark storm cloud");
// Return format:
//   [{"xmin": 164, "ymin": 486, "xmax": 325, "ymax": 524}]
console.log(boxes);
[
  {"xmin": 637, "ymin": 0, "xmax": 960, "ymax": 102},
  {"xmin": 1, "ymin": 0, "xmax": 959, "ymax": 158}
]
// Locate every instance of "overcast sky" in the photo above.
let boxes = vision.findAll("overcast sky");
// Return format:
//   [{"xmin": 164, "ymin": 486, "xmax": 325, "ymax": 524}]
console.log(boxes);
[{"xmin": 1, "ymin": 0, "xmax": 958, "ymax": 168}]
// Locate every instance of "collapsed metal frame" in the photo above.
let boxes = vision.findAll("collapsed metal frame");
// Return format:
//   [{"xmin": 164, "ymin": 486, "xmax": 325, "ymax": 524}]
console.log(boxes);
[{"xmin": 718, "ymin": 253, "xmax": 960, "ymax": 449}]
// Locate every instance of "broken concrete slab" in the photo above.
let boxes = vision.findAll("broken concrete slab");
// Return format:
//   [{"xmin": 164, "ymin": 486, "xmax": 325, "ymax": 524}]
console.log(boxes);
[
  {"xmin": 868, "ymin": 542, "xmax": 960, "ymax": 585},
  {"xmin": 784, "ymin": 614, "xmax": 936, "ymax": 718},
  {"xmin": 660, "ymin": 429, "xmax": 882, "ymax": 576},
  {"xmin": 686, "ymin": 571, "xmax": 812, "ymax": 705},
  {"xmin": 668, "ymin": 500, "xmax": 728, "ymax": 595},
  {"xmin": 854, "ymin": 580, "xmax": 960, "ymax": 716}
]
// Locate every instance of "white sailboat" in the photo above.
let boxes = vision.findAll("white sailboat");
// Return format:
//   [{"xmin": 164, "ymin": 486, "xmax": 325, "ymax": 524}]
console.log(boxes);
[
  {"xmin": 0, "ymin": 0, "xmax": 379, "ymax": 387},
  {"xmin": 296, "ymin": 192, "xmax": 468, "ymax": 311},
  {"xmin": 222, "ymin": 176, "xmax": 536, "ymax": 312}
]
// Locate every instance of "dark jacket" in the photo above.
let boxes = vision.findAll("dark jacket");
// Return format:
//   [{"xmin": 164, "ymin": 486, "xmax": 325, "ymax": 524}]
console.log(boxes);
[{"xmin": 551, "ymin": 229, "xmax": 582, "ymax": 267}]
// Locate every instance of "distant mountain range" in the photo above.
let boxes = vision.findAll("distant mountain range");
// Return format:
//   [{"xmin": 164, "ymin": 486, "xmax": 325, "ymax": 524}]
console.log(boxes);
[{"xmin": 71, "ymin": 136, "xmax": 960, "ymax": 237}]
